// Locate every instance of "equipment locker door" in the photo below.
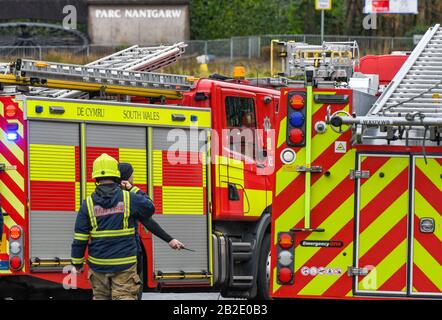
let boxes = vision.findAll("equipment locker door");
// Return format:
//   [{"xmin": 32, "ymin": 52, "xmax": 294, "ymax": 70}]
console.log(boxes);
[
  {"xmin": 354, "ymin": 154, "xmax": 410, "ymax": 296},
  {"xmin": 85, "ymin": 124, "xmax": 147, "ymax": 197},
  {"xmin": 28, "ymin": 121, "xmax": 81, "ymax": 265},
  {"xmin": 150, "ymin": 127, "xmax": 211, "ymax": 284},
  {"xmin": 410, "ymin": 156, "xmax": 442, "ymax": 297}
]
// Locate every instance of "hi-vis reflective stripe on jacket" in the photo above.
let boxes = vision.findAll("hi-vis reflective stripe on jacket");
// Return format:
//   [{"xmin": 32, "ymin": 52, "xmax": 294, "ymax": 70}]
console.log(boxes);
[
  {"xmin": 74, "ymin": 233, "xmax": 90, "ymax": 241},
  {"xmin": 85, "ymin": 190, "xmax": 132, "ymax": 238},
  {"xmin": 130, "ymin": 186, "xmax": 140, "ymax": 194},
  {"xmin": 88, "ymin": 255, "xmax": 138, "ymax": 266}
]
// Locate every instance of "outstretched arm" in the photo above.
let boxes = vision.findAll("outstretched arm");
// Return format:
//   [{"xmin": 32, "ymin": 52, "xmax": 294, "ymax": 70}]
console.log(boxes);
[{"xmin": 71, "ymin": 203, "xmax": 91, "ymax": 269}]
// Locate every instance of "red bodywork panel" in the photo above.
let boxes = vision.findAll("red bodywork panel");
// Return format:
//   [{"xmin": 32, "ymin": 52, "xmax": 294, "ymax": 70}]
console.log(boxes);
[{"xmin": 356, "ymin": 55, "xmax": 408, "ymax": 85}]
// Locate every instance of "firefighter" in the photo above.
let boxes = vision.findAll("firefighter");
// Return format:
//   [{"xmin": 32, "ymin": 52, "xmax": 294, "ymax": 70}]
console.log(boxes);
[
  {"xmin": 71, "ymin": 153, "xmax": 155, "ymax": 300},
  {"xmin": 118, "ymin": 162, "xmax": 184, "ymax": 299}
]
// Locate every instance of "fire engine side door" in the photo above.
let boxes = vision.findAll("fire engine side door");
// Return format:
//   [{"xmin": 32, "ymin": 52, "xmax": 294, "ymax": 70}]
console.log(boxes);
[
  {"xmin": 354, "ymin": 154, "xmax": 410, "ymax": 296},
  {"xmin": 216, "ymin": 88, "xmax": 267, "ymax": 219},
  {"xmin": 410, "ymin": 155, "xmax": 442, "ymax": 297}
]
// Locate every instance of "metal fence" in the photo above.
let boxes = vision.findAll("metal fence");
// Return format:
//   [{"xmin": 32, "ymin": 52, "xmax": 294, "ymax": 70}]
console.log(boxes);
[{"xmin": 0, "ymin": 34, "xmax": 415, "ymax": 62}]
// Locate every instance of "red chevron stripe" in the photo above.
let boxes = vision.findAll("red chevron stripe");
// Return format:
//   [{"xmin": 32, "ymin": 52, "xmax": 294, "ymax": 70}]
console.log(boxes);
[
  {"xmin": 322, "ymin": 270, "xmax": 352, "ymax": 297},
  {"xmin": 0, "ymin": 197, "xmax": 25, "ymax": 227},
  {"xmin": 378, "ymin": 263, "xmax": 407, "ymax": 292},
  {"xmin": 359, "ymin": 168, "xmax": 408, "ymax": 232},
  {"xmin": 0, "ymin": 170, "xmax": 24, "ymax": 199},
  {"xmin": 412, "ymin": 265, "xmax": 440, "ymax": 293},
  {"xmin": 415, "ymin": 168, "xmax": 442, "ymax": 213}
]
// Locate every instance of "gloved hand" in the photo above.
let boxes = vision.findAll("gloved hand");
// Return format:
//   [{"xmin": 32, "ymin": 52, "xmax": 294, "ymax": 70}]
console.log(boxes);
[
  {"xmin": 120, "ymin": 181, "xmax": 133, "ymax": 191},
  {"xmin": 168, "ymin": 239, "xmax": 185, "ymax": 250},
  {"xmin": 72, "ymin": 264, "xmax": 84, "ymax": 273}
]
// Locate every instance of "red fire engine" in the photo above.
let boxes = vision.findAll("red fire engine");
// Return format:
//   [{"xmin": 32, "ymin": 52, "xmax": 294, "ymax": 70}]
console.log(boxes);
[{"xmin": 0, "ymin": 44, "xmax": 279, "ymax": 299}]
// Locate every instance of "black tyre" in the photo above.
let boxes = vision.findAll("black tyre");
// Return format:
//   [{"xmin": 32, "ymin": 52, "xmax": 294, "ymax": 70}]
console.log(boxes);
[{"xmin": 255, "ymin": 233, "xmax": 271, "ymax": 300}]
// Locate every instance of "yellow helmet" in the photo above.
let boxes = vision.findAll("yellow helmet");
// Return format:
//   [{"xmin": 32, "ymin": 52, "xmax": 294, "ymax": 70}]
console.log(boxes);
[{"xmin": 92, "ymin": 153, "xmax": 120, "ymax": 180}]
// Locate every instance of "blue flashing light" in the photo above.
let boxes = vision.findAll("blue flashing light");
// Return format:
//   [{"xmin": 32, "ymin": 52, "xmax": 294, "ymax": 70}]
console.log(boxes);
[
  {"xmin": 289, "ymin": 111, "xmax": 305, "ymax": 128},
  {"xmin": 7, "ymin": 132, "xmax": 18, "ymax": 141},
  {"xmin": 35, "ymin": 105, "xmax": 44, "ymax": 113},
  {"xmin": 191, "ymin": 115, "xmax": 198, "ymax": 122}
]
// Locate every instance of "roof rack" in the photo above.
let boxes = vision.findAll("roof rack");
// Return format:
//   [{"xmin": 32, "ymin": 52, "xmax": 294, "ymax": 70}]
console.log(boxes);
[{"xmin": 0, "ymin": 57, "xmax": 194, "ymax": 99}]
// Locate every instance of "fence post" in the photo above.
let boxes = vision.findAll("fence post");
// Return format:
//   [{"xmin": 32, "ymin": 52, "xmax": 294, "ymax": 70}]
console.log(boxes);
[
  {"xmin": 258, "ymin": 36, "xmax": 261, "ymax": 58},
  {"xmin": 248, "ymin": 37, "xmax": 252, "ymax": 59},
  {"xmin": 230, "ymin": 38, "xmax": 234, "ymax": 61},
  {"xmin": 204, "ymin": 41, "xmax": 208, "ymax": 56},
  {"xmin": 38, "ymin": 46, "xmax": 42, "ymax": 60}
]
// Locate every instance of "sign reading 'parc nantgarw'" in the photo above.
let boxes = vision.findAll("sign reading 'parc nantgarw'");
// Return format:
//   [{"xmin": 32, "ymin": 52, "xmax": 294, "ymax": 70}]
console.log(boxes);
[{"xmin": 94, "ymin": 8, "xmax": 183, "ymax": 19}]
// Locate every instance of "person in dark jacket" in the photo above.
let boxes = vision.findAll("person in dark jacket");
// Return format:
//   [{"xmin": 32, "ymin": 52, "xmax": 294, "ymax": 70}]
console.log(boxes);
[
  {"xmin": 71, "ymin": 154, "xmax": 155, "ymax": 300},
  {"xmin": 118, "ymin": 163, "xmax": 184, "ymax": 298}
]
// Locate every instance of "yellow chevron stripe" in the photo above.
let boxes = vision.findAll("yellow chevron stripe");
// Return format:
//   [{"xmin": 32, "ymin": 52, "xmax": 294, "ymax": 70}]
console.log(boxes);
[
  {"xmin": 277, "ymin": 117, "xmax": 287, "ymax": 148},
  {"xmin": 359, "ymin": 192, "xmax": 408, "ymax": 257},
  {"xmin": 359, "ymin": 240, "xmax": 407, "ymax": 291},
  {"xmin": 414, "ymin": 192, "xmax": 441, "ymax": 241},
  {"xmin": 272, "ymin": 268, "xmax": 281, "ymax": 294},
  {"xmin": 275, "ymin": 148, "xmax": 305, "ymax": 196},
  {"xmin": 413, "ymin": 241, "xmax": 442, "ymax": 291},
  {"xmin": 0, "ymin": 180, "xmax": 25, "ymax": 219},
  {"xmin": 0, "ymin": 154, "xmax": 24, "ymax": 191},
  {"xmin": 298, "ymin": 243, "xmax": 354, "ymax": 296}
]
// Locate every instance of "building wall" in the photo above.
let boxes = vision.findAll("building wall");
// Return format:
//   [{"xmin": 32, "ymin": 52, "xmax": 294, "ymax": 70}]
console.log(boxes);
[{"xmin": 88, "ymin": 4, "xmax": 189, "ymax": 45}]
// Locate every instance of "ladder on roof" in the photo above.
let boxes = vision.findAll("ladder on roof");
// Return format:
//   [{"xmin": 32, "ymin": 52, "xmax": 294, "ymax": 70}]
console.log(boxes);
[
  {"xmin": 0, "ymin": 57, "xmax": 194, "ymax": 100},
  {"xmin": 327, "ymin": 25, "xmax": 442, "ymax": 145},
  {"xmin": 369, "ymin": 24, "xmax": 442, "ymax": 118},
  {"xmin": 26, "ymin": 42, "xmax": 188, "ymax": 98},
  {"xmin": 88, "ymin": 43, "xmax": 187, "ymax": 72}
]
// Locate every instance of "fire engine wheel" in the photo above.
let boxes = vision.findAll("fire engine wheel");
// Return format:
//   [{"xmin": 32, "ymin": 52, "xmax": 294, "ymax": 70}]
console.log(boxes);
[{"xmin": 255, "ymin": 233, "xmax": 271, "ymax": 300}]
